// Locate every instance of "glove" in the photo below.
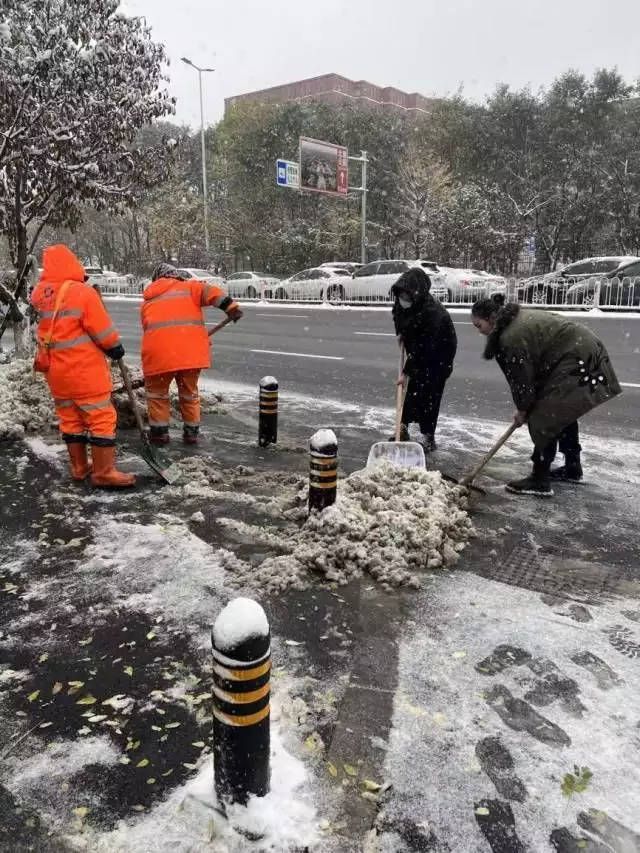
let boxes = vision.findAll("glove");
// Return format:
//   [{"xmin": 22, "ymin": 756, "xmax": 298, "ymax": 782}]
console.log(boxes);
[
  {"xmin": 226, "ymin": 304, "xmax": 244, "ymax": 323},
  {"xmin": 104, "ymin": 342, "xmax": 125, "ymax": 361}
]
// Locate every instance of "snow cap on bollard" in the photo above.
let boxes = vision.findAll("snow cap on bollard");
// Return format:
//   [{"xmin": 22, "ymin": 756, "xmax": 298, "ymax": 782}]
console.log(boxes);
[
  {"xmin": 309, "ymin": 428, "xmax": 338, "ymax": 513},
  {"xmin": 211, "ymin": 598, "xmax": 271, "ymax": 806},
  {"xmin": 258, "ymin": 376, "xmax": 278, "ymax": 447}
]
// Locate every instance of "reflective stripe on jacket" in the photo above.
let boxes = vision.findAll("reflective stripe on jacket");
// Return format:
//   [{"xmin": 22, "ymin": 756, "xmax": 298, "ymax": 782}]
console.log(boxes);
[
  {"xmin": 30, "ymin": 245, "xmax": 121, "ymax": 399},
  {"xmin": 140, "ymin": 277, "xmax": 236, "ymax": 377}
]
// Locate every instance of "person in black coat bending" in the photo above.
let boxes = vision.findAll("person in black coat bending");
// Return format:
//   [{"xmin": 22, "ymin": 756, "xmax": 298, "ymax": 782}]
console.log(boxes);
[{"xmin": 391, "ymin": 267, "xmax": 457, "ymax": 451}]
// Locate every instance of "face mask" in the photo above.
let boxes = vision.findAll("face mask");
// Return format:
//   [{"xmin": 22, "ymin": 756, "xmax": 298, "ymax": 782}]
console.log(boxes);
[{"xmin": 399, "ymin": 296, "xmax": 412, "ymax": 309}]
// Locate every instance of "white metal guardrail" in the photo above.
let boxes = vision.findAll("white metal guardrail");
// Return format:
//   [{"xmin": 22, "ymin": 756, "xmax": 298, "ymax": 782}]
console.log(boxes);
[{"xmin": 99, "ymin": 275, "xmax": 640, "ymax": 311}]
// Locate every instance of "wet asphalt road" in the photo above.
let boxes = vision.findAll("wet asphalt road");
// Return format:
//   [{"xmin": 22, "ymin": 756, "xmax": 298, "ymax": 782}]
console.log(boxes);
[{"xmin": 106, "ymin": 301, "xmax": 640, "ymax": 439}]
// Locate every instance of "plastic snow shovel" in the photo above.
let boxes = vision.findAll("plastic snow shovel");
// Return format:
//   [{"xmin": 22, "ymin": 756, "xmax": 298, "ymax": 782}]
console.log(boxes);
[
  {"xmin": 117, "ymin": 360, "xmax": 182, "ymax": 485},
  {"xmin": 442, "ymin": 422, "xmax": 518, "ymax": 494},
  {"xmin": 366, "ymin": 348, "xmax": 426, "ymax": 470}
]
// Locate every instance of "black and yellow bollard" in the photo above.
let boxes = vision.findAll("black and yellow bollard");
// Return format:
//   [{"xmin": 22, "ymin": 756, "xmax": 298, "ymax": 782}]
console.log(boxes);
[
  {"xmin": 309, "ymin": 429, "xmax": 338, "ymax": 512},
  {"xmin": 212, "ymin": 597, "xmax": 271, "ymax": 806},
  {"xmin": 258, "ymin": 376, "xmax": 278, "ymax": 447}
]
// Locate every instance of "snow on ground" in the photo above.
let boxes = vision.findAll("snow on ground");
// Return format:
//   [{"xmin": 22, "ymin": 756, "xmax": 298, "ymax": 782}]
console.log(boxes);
[
  {"xmin": 0, "ymin": 359, "xmax": 56, "ymax": 439},
  {"xmin": 63, "ymin": 730, "xmax": 317, "ymax": 853},
  {"xmin": 223, "ymin": 463, "xmax": 471, "ymax": 592},
  {"xmin": 372, "ymin": 571, "xmax": 640, "ymax": 852}
]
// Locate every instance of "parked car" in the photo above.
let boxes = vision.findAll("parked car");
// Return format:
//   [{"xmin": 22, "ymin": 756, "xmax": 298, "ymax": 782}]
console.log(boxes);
[
  {"xmin": 329, "ymin": 259, "xmax": 448, "ymax": 304},
  {"xmin": 176, "ymin": 268, "xmax": 226, "ymax": 288},
  {"xmin": 270, "ymin": 267, "xmax": 350, "ymax": 301},
  {"xmin": 565, "ymin": 257, "xmax": 640, "ymax": 308},
  {"xmin": 320, "ymin": 261, "xmax": 364, "ymax": 275},
  {"xmin": 518, "ymin": 257, "xmax": 638, "ymax": 305},
  {"xmin": 437, "ymin": 267, "xmax": 507, "ymax": 303},
  {"xmin": 225, "ymin": 271, "xmax": 281, "ymax": 299}
]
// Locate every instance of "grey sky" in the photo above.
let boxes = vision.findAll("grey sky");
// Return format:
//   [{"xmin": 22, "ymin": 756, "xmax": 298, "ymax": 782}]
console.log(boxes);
[{"xmin": 121, "ymin": 0, "xmax": 639, "ymax": 129}]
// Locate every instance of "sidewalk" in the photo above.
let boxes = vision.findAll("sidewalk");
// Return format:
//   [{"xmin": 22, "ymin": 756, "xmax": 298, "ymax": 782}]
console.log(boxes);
[{"xmin": 1, "ymin": 375, "xmax": 639, "ymax": 852}]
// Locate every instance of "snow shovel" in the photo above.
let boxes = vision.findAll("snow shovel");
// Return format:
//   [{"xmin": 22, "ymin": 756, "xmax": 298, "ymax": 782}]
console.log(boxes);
[
  {"xmin": 442, "ymin": 422, "xmax": 518, "ymax": 493},
  {"xmin": 208, "ymin": 315, "xmax": 234, "ymax": 339},
  {"xmin": 366, "ymin": 348, "xmax": 426, "ymax": 470},
  {"xmin": 117, "ymin": 360, "xmax": 182, "ymax": 485}
]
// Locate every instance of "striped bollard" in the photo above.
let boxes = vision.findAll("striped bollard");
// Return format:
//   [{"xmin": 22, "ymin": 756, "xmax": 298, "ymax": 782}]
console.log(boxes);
[
  {"xmin": 259, "ymin": 376, "xmax": 278, "ymax": 447},
  {"xmin": 309, "ymin": 429, "xmax": 338, "ymax": 513},
  {"xmin": 212, "ymin": 598, "xmax": 271, "ymax": 806}
]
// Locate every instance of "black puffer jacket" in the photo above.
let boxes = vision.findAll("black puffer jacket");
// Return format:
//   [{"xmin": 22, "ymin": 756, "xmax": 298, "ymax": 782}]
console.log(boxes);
[{"xmin": 392, "ymin": 268, "xmax": 457, "ymax": 377}]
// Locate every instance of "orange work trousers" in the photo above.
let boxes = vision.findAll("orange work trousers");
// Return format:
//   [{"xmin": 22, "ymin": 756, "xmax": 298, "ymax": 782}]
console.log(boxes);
[
  {"xmin": 145, "ymin": 369, "xmax": 201, "ymax": 429},
  {"xmin": 55, "ymin": 395, "xmax": 117, "ymax": 443}
]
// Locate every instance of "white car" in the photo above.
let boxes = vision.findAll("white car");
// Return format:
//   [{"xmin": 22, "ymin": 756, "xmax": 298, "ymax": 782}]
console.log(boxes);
[
  {"xmin": 225, "ymin": 271, "xmax": 281, "ymax": 299},
  {"xmin": 271, "ymin": 267, "xmax": 350, "ymax": 301},
  {"xmin": 439, "ymin": 267, "xmax": 507, "ymax": 303},
  {"xmin": 320, "ymin": 261, "xmax": 364, "ymax": 275},
  {"xmin": 176, "ymin": 268, "xmax": 226, "ymax": 288},
  {"xmin": 328, "ymin": 259, "xmax": 448, "ymax": 304}
]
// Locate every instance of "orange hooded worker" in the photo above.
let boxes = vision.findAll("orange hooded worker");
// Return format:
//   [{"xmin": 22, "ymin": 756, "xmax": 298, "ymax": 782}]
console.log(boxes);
[
  {"xmin": 30, "ymin": 245, "xmax": 135, "ymax": 488},
  {"xmin": 141, "ymin": 264, "xmax": 243, "ymax": 445}
]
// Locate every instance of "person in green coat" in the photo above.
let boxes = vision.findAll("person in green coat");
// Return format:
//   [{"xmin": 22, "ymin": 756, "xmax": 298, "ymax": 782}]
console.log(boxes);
[{"xmin": 471, "ymin": 294, "xmax": 622, "ymax": 497}]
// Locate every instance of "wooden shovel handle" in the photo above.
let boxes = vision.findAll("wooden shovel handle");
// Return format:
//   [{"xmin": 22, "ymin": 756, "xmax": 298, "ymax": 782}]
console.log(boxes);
[
  {"xmin": 460, "ymin": 422, "xmax": 518, "ymax": 487},
  {"xmin": 395, "ymin": 346, "xmax": 407, "ymax": 442},
  {"xmin": 208, "ymin": 315, "xmax": 234, "ymax": 337},
  {"xmin": 117, "ymin": 360, "xmax": 147, "ymax": 438}
]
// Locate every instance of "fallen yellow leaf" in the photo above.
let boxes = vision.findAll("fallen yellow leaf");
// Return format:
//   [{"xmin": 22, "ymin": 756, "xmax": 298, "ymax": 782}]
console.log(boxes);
[
  {"xmin": 136, "ymin": 758, "xmax": 150, "ymax": 768},
  {"xmin": 76, "ymin": 696, "xmax": 97, "ymax": 706},
  {"xmin": 362, "ymin": 780, "xmax": 382, "ymax": 792},
  {"xmin": 28, "ymin": 690, "xmax": 40, "ymax": 703},
  {"xmin": 73, "ymin": 807, "xmax": 89, "ymax": 818},
  {"xmin": 38, "ymin": 653, "xmax": 49, "ymax": 663},
  {"xmin": 52, "ymin": 682, "xmax": 63, "ymax": 695},
  {"xmin": 123, "ymin": 666, "xmax": 134, "ymax": 677},
  {"xmin": 343, "ymin": 764, "xmax": 358, "ymax": 777},
  {"xmin": 327, "ymin": 762, "xmax": 338, "ymax": 777}
]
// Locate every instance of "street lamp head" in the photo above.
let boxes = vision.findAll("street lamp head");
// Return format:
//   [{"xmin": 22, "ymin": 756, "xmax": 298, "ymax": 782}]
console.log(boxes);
[{"xmin": 181, "ymin": 56, "xmax": 194, "ymax": 67}]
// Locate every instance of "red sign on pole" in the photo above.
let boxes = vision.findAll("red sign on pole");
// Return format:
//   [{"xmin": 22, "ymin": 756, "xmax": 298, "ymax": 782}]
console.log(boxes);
[{"xmin": 299, "ymin": 136, "xmax": 348, "ymax": 198}]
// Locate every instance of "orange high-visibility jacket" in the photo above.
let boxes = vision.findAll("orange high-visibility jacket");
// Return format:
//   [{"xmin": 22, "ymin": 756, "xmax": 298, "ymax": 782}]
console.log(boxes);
[
  {"xmin": 141, "ymin": 276, "xmax": 237, "ymax": 377},
  {"xmin": 30, "ymin": 245, "xmax": 122, "ymax": 399}
]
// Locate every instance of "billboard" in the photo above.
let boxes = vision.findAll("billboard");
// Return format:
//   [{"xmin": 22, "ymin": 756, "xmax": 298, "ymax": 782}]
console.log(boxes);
[{"xmin": 299, "ymin": 136, "xmax": 348, "ymax": 197}]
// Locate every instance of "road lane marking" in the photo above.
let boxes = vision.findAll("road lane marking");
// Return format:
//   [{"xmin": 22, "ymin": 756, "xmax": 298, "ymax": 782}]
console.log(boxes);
[
  {"xmin": 256, "ymin": 313, "xmax": 308, "ymax": 319},
  {"xmin": 354, "ymin": 332, "xmax": 395, "ymax": 337},
  {"xmin": 250, "ymin": 349, "xmax": 344, "ymax": 361},
  {"xmin": 621, "ymin": 382, "xmax": 640, "ymax": 388}
]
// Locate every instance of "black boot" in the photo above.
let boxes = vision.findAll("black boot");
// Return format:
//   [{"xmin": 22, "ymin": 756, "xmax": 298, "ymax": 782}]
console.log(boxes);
[
  {"xmin": 149, "ymin": 425, "xmax": 170, "ymax": 446},
  {"xmin": 418, "ymin": 433, "xmax": 437, "ymax": 453},
  {"xmin": 183, "ymin": 424, "xmax": 200, "ymax": 445},
  {"xmin": 389, "ymin": 424, "xmax": 410, "ymax": 442},
  {"xmin": 550, "ymin": 452, "xmax": 583, "ymax": 483},
  {"xmin": 506, "ymin": 463, "xmax": 554, "ymax": 497}
]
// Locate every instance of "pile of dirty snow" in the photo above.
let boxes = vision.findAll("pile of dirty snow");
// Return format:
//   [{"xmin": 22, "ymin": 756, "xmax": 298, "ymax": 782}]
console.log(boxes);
[
  {"xmin": 222, "ymin": 462, "xmax": 472, "ymax": 592},
  {"xmin": 0, "ymin": 359, "xmax": 57, "ymax": 440}
]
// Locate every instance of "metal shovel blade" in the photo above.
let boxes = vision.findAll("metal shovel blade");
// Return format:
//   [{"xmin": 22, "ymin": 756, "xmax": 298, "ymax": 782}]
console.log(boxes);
[
  {"xmin": 366, "ymin": 440, "xmax": 426, "ymax": 470},
  {"xmin": 139, "ymin": 439, "xmax": 182, "ymax": 485}
]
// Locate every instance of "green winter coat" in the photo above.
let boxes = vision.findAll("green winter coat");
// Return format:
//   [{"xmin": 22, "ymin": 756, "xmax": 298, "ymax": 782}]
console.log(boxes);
[{"xmin": 484, "ymin": 305, "xmax": 622, "ymax": 448}]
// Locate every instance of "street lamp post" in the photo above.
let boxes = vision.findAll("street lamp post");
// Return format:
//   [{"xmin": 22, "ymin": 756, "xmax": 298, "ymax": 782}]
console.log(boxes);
[{"xmin": 181, "ymin": 56, "xmax": 215, "ymax": 256}]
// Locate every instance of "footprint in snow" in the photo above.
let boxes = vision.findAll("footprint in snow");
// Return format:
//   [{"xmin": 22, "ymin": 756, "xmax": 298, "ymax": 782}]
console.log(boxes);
[
  {"xmin": 473, "ymin": 798, "xmax": 527, "ymax": 853},
  {"xmin": 475, "ymin": 645, "xmax": 532, "ymax": 676},
  {"xmin": 570, "ymin": 651, "xmax": 623, "ymax": 690},
  {"xmin": 475, "ymin": 737, "xmax": 527, "ymax": 803},
  {"xmin": 577, "ymin": 808, "xmax": 640, "ymax": 852},
  {"xmin": 484, "ymin": 685, "xmax": 571, "ymax": 747}
]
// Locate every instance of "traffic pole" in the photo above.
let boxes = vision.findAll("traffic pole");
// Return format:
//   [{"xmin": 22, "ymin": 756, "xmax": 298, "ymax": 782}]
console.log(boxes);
[
  {"xmin": 259, "ymin": 376, "xmax": 278, "ymax": 447},
  {"xmin": 309, "ymin": 429, "xmax": 338, "ymax": 513},
  {"xmin": 212, "ymin": 598, "xmax": 271, "ymax": 806}
]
